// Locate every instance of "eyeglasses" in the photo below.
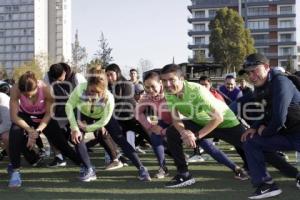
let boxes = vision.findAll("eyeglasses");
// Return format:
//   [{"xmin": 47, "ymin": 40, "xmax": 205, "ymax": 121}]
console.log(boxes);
[{"xmin": 243, "ymin": 60, "xmax": 265, "ymax": 68}]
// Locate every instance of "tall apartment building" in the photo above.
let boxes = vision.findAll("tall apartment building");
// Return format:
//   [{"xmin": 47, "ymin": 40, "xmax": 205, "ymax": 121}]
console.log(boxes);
[
  {"xmin": 188, "ymin": 0, "xmax": 300, "ymax": 70},
  {"xmin": 0, "ymin": 0, "xmax": 71, "ymax": 74}
]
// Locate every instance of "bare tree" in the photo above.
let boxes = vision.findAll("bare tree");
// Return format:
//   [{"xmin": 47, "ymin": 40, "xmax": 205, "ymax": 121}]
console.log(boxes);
[
  {"xmin": 94, "ymin": 32, "xmax": 113, "ymax": 68},
  {"xmin": 72, "ymin": 29, "xmax": 88, "ymax": 72}
]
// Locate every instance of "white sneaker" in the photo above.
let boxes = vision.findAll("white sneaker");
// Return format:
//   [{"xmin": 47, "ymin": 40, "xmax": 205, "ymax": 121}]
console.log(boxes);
[
  {"xmin": 187, "ymin": 154, "xmax": 205, "ymax": 163},
  {"xmin": 136, "ymin": 146, "xmax": 146, "ymax": 154}
]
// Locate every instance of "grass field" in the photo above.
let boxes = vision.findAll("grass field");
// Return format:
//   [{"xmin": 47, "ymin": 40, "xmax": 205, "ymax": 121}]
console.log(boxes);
[{"xmin": 0, "ymin": 141, "xmax": 299, "ymax": 200}]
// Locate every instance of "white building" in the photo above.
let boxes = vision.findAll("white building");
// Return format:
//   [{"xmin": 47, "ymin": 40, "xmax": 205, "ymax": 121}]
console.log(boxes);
[
  {"xmin": 188, "ymin": 0, "xmax": 300, "ymax": 70},
  {"xmin": 0, "ymin": 0, "xmax": 71, "ymax": 74}
]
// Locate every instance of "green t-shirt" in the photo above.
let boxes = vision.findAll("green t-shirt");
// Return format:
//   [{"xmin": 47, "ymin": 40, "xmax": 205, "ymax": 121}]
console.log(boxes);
[
  {"xmin": 65, "ymin": 82, "xmax": 115, "ymax": 132},
  {"xmin": 165, "ymin": 80, "xmax": 240, "ymax": 128}
]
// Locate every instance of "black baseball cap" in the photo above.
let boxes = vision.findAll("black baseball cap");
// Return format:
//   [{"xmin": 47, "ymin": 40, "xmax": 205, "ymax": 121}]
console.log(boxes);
[{"xmin": 238, "ymin": 53, "xmax": 269, "ymax": 75}]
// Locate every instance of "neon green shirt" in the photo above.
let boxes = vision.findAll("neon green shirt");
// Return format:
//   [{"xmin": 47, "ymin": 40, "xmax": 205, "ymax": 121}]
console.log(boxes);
[
  {"xmin": 165, "ymin": 80, "xmax": 239, "ymax": 128},
  {"xmin": 65, "ymin": 82, "xmax": 115, "ymax": 132}
]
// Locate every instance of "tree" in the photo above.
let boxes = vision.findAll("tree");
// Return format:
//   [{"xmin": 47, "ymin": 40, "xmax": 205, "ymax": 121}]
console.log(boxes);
[
  {"xmin": 12, "ymin": 58, "xmax": 44, "ymax": 81},
  {"xmin": 286, "ymin": 55, "xmax": 294, "ymax": 73},
  {"xmin": 94, "ymin": 32, "xmax": 113, "ymax": 68},
  {"xmin": 72, "ymin": 29, "xmax": 88, "ymax": 73},
  {"xmin": 194, "ymin": 50, "xmax": 206, "ymax": 63},
  {"xmin": 209, "ymin": 7, "xmax": 256, "ymax": 73},
  {"xmin": 0, "ymin": 65, "xmax": 8, "ymax": 80},
  {"xmin": 138, "ymin": 58, "xmax": 153, "ymax": 74}
]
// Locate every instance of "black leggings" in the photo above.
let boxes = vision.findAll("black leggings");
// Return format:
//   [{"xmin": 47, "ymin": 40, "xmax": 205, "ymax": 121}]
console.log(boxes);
[
  {"xmin": 76, "ymin": 112, "xmax": 144, "ymax": 169},
  {"xmin": 9, "ymin": 112, "xmax": 81, "ymax": 169}
]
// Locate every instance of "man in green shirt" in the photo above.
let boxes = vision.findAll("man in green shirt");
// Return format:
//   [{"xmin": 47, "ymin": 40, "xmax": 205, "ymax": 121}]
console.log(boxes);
[
  {"xmin": 160, "ymin": 64, "xmax": 300, "ymax": 189},
  {"xmin": 160, "ymin": 64, "xmax": 249, "ymax": 188}
]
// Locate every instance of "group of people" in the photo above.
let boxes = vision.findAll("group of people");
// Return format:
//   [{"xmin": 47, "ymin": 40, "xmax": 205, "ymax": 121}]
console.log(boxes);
[{"xmin": 0, "ymin": 52, "xmax": 300, "ymax": 199}]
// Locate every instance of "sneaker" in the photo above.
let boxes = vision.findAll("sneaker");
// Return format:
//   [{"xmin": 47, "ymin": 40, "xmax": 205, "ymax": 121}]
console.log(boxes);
[
  {"xmin": 187, "ymin": 154, "xmax": 205, "ymax": 163},
  {"xmin": 138, "ymin": 166, "xmax": 151, "ymax": 181},
  {"xmin": 8, "ymin": 171, "xmax": 22, "ymax": 188},
  {"xmin": 105, "ymin": 160, "xmax": 124, "ymax": 170},
  {"xmin": 234, "ymin": 168, "xmax": 249, "ymax": 181},
  {"xmin": 119, "ymin": 155, "xmax": 129, "ymax": 167},
  {"xmin": 32, "ymin": 157, "xmax": 44, "ymax": 167},
  {"xmin": 155, "ymin": 167, "xmax": 169, "ymax": 179},
  {"xmin": 79, "ymin": 167, "xmax": 97, "ymax": 182},
  {"xmin": 136, "ymin": 146, "xmax": 146, "ymax": 154},
  {"xmin": 296, "ymin": 176, "xmax": 300, "ymax": 189},
  {"xmin": 165, "ymin": 174, "xmax": 196, "ymax": 188},
  {"xmin": 248, "ymin": 182, "xmax": 282, "ymax": 199},
  {"xmin": 39, "ymin": 148, "xmax": 47, "ymax": 158},
  {"xmin": 277, "ymin": 151, "xmax": 289, "ymax": 161},
  {"xmin": 47, "ymin": 156, "xmax": 67, "ymax": 167},
  {"xmin": 7, "ymin": 163, "xmax": 13, "ymax": 176}
]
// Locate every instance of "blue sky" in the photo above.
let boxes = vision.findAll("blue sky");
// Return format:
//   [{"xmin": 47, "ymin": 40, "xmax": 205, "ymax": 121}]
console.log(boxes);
[{"xmin": 72, "ymin": 0, "xmax": 191, "ymax": 74}]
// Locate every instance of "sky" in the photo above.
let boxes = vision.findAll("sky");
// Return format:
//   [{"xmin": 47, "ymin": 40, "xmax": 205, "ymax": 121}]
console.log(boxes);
[{"xmin": 72, "ymin": 0, "xmax": 191, "ymax": 74}]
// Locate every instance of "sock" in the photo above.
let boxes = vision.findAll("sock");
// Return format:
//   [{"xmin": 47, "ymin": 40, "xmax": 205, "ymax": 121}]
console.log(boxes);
[{"xmin": 56, "ymin": 154, "xmax": 63, "ymax": 160}]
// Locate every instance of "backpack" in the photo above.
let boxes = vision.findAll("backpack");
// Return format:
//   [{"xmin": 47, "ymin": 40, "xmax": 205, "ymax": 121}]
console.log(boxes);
[{"xmin": 272, "ymin": 73, "xmax": 300, "ymax": 92}]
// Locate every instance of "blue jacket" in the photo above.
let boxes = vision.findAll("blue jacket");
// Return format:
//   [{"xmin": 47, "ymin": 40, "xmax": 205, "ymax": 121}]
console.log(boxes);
[{"xmin": 255, "ymin": 69, "xmax": 300, "ymax": 136}]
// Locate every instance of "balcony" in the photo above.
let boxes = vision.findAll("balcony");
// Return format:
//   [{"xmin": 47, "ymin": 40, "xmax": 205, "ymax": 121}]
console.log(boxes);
[
  {"xmin": 263, "ymin": 52, "xmax": 297, "ymax": 59},
  {"xmin": 188, "ymin": 16, "xmax": 213, "ymax": 23},
  {"xmin": 247, "ymin": 11, "xmax": 296, "ymax": 19},
  {"xmin": 254, "ymin": 39, "xmax": 296, "ymax": 46},
  {"xmin": 188, "ymin": 29, "xmax": 211, "ymax": 36},
  {"xmin": 249, "ymin": 25, "xmax": 296, "ymax": 32},
  {"xmin": 188, "ymin": 43, "xmax": 209, "ymax": 49},
  {"xmin": 188, "ymin": 0, "xmax": 238, "ymax": 11},
  {"xmin": 246, "ymin": 0, "xmax": 295, "ymax": 6}
]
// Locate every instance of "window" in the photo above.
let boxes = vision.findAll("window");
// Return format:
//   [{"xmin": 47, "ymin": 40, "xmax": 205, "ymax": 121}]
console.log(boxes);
[
  {"xmin": 280, "ymin": 33, "xmax": 293, "ymax": 42},
  {"xmin": 194, "ymin": 50, "xmax": 205, "ymax": 56},
  {"xmin": 256, "ymin": 47, "xmax": 269, "ymax": 54},
  {"xmin": 248, "ymin": 20, "xmax": 269, "ymax": 29},
  {"xmin": 0, "ymin": 15, "xmax": 5, "ymax": 21},
  {"xmin": 280, "ymin": 47, "xmax": 293, "ymax": 55},
  {"xmin": 209, "ymin": 9, "xmax": 217, "ymax": 18},
  {"xmin": 280, "ymin": 61, "xmax": 288, "ymax": 67},
  {"xmin": 194, "ymin": 24, "xmax": 205, "ymax": 31},
  {"xmin": 252, "ymin": 34, "xmax": 269, "ymax": 42},
  {"xmin": 194, "ymin": 10, "xmax": 205, "ymax": 18},
  {"xmin": 279, "ymin": 20, "xmax": 294, "ymax": 28},
  {"xmin": 0, "ymin": 30, "xmax": 5, "ymax": 37},
  {"xmin": 248, "ymin": 7, "xmax": 268, "ymax": 16},
  {"xmin": 280, "ymin": 6, "xmax": 293, "ymax": 14},
  {"xmin": 194, "ymin": 37, "xmax": 205, "ymax": 45}
]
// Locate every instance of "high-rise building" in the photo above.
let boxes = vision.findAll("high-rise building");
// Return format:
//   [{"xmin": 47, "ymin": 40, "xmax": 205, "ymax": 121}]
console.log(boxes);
[
  {"xmin": 188, "ymin": 0, "xmax": 300, "ymax": 70},
  {"xmin": 0, "ymin": 0, "xmax": 71, "ymax": 74}
]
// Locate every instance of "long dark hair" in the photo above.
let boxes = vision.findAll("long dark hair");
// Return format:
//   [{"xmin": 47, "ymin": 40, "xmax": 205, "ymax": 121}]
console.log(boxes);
[{"xmin": 105, "ymin": 63, "xmax": 127, "ymax": 82}]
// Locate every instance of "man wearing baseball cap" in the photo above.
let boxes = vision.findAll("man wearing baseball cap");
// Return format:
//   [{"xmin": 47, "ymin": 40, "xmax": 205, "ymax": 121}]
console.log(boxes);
[{"xmin": 240, "ymin": 53, "xmax": 300, "ymax": 199}]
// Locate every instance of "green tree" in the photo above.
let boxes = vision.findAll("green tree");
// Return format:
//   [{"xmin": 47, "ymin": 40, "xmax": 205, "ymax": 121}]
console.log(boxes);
[
  {"xmin": 0, "ymin": 65, "xmax": 8, "ymax": 80},
  {"xmin": 209, "ymin": 7, "xmax": 256, "ymax": 73},
  {"xmin": 286, "ymin": 55, "xmax": 294, "ymax": 73},
  {"xmin": 194, "ymin": 50, "xmax": 206, "ymax": 63},
  {"xmin": 94, "ymin": 32, "xmax": 113, "ymax": 68},
  {"xmin": 12, "ymin": 59, "xmax": 44, "ymax": 81},
  {"xmin": 72, "ymin": 29, "xmax": 87, "ymax": 72}
]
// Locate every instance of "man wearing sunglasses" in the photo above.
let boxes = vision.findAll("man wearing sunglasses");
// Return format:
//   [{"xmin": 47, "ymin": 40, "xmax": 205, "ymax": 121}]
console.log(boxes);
[{"xmin": 240, "ymin": 53, "xmax": 300, "ymax": 199}]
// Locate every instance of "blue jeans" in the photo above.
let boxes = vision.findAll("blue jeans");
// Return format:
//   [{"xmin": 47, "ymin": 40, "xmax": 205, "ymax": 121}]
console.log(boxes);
[
  {"xmin": 151, "ymin": 121, "xmax": 169, "ymax": 168},
  {"xmin": 243, "ymin": 132, "xmax": 300, "ymax": 186}
]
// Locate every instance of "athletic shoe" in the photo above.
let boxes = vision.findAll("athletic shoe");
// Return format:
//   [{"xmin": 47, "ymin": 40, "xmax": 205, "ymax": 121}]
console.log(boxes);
[
  {"xmin": 187, "ymin": 154, "xmax": 205, "ymax": 163},
  {"xmin": 248, "ymin": 182, "xmax": 282, "ymax": 199},
  {"xmin": 165, "ymin": 174, "xmax": 196, "ymax": 188},
  {"xmin": 136, "ymin": 146, "xmax": 146, "ymax": 154},
  {"xmin": 277, "ymin": 151, "xmax": 289, "ymax": 161},
  {"xmin": 32, "ymin": 157, "xmax": 44, "ymax": 167},
  {"xmin": 119, "ymin": 155, "xmax": 129, "ymax": 167},
  {"xmin": 296, "ymin": 176, "xmax": 300, "ymax": 189},
  {"xmin": 138, "ymin": 166, "xmax": 151, "ymax": 181},
  {"xmin": 39, "ymin": 148, "xmax": 47, "ymax": 158},
  {"xmin": 155, "ymin": 167, "xmax": 169, "ymax": 179},
  {"xmin": 234, "ymin": 168, "xmax": 249, "ymax": 181},
  {"xmin": 105, "ymin": 160, "xmax": 123, "ymax": 170},
  {"xmin": 47, "ymin": 157, "xmax": 67, "ymax": 167},
  {"xmin": 8, "ymin": 171, "xmax": 22, "ymax": 188},
  {"xmin": 79, "ymin": 167, "xmax": 97, "ymax": 182}
]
